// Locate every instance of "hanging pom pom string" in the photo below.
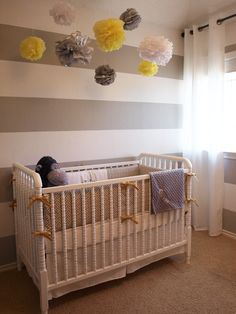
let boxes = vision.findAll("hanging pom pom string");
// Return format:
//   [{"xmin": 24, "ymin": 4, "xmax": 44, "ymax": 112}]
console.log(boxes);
[
  {"xmin": 138, "ymin": 60, "xmax": 158, "ymax": 77},
  {"xmin": 20, "ymin": 36, "xmax": 46, "ymax": 61},
  {"xmin": 56, "ymin": 31, "xmax": 94, "ymax": 67},
  {"xmin": 120, "ymin": 8, "xmax": 142, "ymax": 31},
  {"xmin": 49, "ymin": 1, "xmax": 75, "ymax": 26},
  {"xmin": 95, "ymin": 65, "xmax": 116, "ymax": 86},
  {"xmin": 138, "ymin": 36, "xmax": 173, "ymax": 66},
  {"xmin": 93, "ymin": 18, "xmax": 125, "ymax": 52}
]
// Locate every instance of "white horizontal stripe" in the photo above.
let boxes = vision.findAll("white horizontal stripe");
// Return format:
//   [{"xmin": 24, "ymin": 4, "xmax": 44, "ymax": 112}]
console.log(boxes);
[
  {"xmin": 0, "ymin": 202, "xmax": 15, "ymax": 237},
  {"xmin": 0, "ymin": 61, "xmax": 183, "ymax": 104},
  {"xmin": 0, "ymin": 0, "xmax": 183, "ymax": 55},
  {"xmin": 224, "ymin": 183, "xmax": 236, "ymax": 212},
  {"xmin": 0, "ymin": 129, "xmax": 183, "ymax": 167}
]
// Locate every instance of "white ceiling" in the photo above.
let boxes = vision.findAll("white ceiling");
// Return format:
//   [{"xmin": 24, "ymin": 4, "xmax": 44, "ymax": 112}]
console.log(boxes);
[{"xmin": 76, "ymin": 0, "xmax": 236, "ymax": 30}]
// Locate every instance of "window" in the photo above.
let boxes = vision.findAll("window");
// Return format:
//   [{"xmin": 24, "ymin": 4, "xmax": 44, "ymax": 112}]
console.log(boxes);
[{"xmin": 224, "ymin": 71, "xmax": 236, "ymax": 152}]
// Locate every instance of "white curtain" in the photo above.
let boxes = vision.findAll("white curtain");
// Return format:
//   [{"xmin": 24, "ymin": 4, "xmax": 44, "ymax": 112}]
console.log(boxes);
[{"xmin": 183, "ymin": 15, "xmax": 225, "ymax": 236}]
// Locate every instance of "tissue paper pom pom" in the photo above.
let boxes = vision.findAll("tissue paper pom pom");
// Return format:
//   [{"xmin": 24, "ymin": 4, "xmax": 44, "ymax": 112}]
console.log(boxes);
[
  {"xmin": 120, "ymin": 8, "xmax": 141, "ymax": 31},
  {"xmin": 138, "ymin": 60, "xmax": 158, "ymax": 77},
  {"xmin": 95, "ymin": 65, "xmax": 116, "ymax": 86},
  {"xmin": 138, "ymin": 36, "xmax": 173, "ymax": 66},
  {"xmin": 93, "ymin": 18, "xmax": 125, "ymax": 52},
  {"xmin": 49, "ymin": 1, "xmax": 75, "ymax": 26},
  {"xmin": 20, "ymin": 36, "xmax": 46, "ymax": 61},
  {"xmin": 56, "ymin": 31, "xmax": 94, "ymax": 66}
]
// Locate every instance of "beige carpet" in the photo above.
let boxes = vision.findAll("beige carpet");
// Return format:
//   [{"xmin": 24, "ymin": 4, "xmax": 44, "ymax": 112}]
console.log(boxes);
[{"xmin": 1, "ymin": 231, "xmax": 236, "ymax": 314}]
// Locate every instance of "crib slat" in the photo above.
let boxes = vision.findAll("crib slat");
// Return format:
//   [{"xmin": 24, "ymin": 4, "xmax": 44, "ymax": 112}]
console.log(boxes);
[
  {"xmin": 174, "ymin": 209, "xmax": 178, "ymax": 244},
  {"xmin": 100, "ymin": 186, "xmax": 105, "ymax": 268},
  {"xmin": 91, "ymin": 187, "xmax": 96, "ymax": 271},
  {"xmin": 181, "ymin": 206, "xmax": 185, "ymax": 242},
  {"xmin": 50, "ymin": 193, "xmax": 58, "ymax": 283},
  {"xmin": 30, "ymin": 179, "xmax": 37, "ymax": 272},
  {"xmin": 27, "ymin": 177, "xmax": 33, "ymax": 270},
  {"xmin": 134, "ymin": 183, "xmax": 138, "ymax": 258},
  {"xmin": 81, "ymin": 189, "xmax": 87, "ymax": 274},
  {"xmin": 162, "ymin": 213, "xmax": 166, "ymax": 248},
  {"xmin": 109, "ymin": 185, "xmax": 114, "ymax": 265},
  {"xmin": 118, "ymin": 184, "xmax": 122, "ymax": 263},
  {"xmin": 168, "ymin": 211, "xmax": 172, "ymax": 246},
  {"xmin": 126, "ymin": 187, "xmax": 130, "ymax": 261},
  {"xmin": 163, "ymin": 159, "xmax": 167, "ymax": 169},
  {"xmin": 61, "ymin": 191, "xmax": 68, "ymax": 280},
  {"xmin": 141, "ymin": 180, "xmax": 145, "ymax": 254},
  {"xmin": 71, "ymin": 190, "xmax": 78, "ymax": 277},
  {"xmin": 155, "ymin": 211, "xmax": 159, "ymax": 250},
  {"xmin": 148, "ymin": 180, "xmax": 152, "ymax": 252}
]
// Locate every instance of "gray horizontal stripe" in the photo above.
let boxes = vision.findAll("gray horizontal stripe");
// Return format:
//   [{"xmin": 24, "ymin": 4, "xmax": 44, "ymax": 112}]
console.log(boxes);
[
  {"xmin": 0, "ymin": 235, "xmax": 16, "ymax": 266},
  {"xmin": 0, "ymin": 168, "xmax": 13, "ymax": 202},
  {"xmin": 225, "ymin": 44, "xmax": 236, "ymax": 53},
  {"xmin": 225, "ymin": 58, "xmax": 236, "ymax": 73},
  {"xmin": 223, "ymin": 209, "xmax": 236, "ymax": 234},
  {"xmin": 0, "ymin": 97, "xmax": 182, "ymax": 132},
  {"xmin": 0, "ymin": 24, "xmax": 183, "ymax": 80},
  {"xmin": 224, "ymin": 157, "xmax": 236, "ymax": 184}
]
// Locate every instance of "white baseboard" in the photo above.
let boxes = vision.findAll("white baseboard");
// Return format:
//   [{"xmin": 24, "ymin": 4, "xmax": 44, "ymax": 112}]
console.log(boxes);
[
  {"xmin": 0, "ymin": 262, "xmax": 17, "ymax": 272},
  {"xmin": 222, "ymin": 229, "xmax": 236, "ymax": 240},
  {"xmin": 192, "ymin": 225, "xmax": 208, "ymax": 232}
]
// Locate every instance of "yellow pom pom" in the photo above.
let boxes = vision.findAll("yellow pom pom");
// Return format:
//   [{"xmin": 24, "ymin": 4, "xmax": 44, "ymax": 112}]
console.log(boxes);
[
  {"xmin": 138, "ymin": 60, "xmax": 158, "ymax": 77},
  {"xmin": 93, "ymin": 18, "xmax": 125, "ymax": 52},
  {"xmin": 20, "ymin": 36, "xmax": 46, "ymax": 61}
]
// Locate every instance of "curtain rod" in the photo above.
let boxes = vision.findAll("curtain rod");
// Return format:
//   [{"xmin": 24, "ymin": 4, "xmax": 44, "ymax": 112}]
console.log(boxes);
[{"xmin": 181, "ymin": 13, "xmax": 236, "ymax": 38}]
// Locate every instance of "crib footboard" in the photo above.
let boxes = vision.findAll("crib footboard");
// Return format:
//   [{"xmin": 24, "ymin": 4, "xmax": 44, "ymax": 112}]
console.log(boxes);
[{"xmin": 13, "ymin": 153, "xmax": 192, "ymax": 314}]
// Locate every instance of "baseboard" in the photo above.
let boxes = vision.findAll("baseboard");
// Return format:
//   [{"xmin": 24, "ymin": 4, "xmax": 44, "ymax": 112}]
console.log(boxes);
[
  {"xmin": 222, "ymin": 229, "xmax": 236, "ymax": 240},
  {"xmin": 0, "ymin": 262, "xmax": 17, "ymax": 272},
  {"xmin": 192, "ymin": 225, "xmax": 208, "ymax": 231}
]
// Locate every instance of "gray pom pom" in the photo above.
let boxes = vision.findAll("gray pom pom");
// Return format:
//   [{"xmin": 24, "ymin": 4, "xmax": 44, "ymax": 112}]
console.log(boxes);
[
  {"xmin": 120, "ymin": 8, "xmax": 141, "ymax": 31},
  {"xmin": 56, "ymin": 31, "xmax": 94, "ymax": 67},
  {"xmin": 95, "ymin": 65, "xmax": 116, "ymax": 86}
]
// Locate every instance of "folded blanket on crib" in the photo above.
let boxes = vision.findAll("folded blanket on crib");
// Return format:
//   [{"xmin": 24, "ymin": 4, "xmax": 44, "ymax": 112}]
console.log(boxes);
[{"xmin": 150, "ymin": 169, "xmax": 184, "ymax": 214}]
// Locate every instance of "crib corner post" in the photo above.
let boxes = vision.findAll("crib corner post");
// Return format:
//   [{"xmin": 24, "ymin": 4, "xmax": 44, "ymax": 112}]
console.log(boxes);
[
  {"xmin": 186, "ymin": 225, "xmax": 192, "ymax": 264},
  {"xmin": 39, "ymin": 270, "xmax": 49, "ymax": 314}
]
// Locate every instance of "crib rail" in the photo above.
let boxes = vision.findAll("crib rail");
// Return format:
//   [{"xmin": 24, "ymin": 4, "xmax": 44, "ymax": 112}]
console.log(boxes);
[
  {"xmin": 61, "ymin": 160, "xmax": 139, "ymax": 173},
  {"xmin": 139, "ymin": 153, "xmax": 192, "ymax": 170}
]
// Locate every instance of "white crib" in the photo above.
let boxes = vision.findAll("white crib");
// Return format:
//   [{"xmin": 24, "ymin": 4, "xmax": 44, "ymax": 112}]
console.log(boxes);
[{"xmin": 13, "ymin": 153, "xmax": 193, "ymax": 314}]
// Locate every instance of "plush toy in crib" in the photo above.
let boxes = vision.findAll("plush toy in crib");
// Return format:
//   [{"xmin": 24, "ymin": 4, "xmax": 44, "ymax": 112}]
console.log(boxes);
[{"xmin": 35, "ymin": 156, "xmax": 68, "ymax": 187}]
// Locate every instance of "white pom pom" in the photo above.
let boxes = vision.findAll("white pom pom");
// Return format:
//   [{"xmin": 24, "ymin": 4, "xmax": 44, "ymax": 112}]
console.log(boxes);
[
  {"xmin": 138, "ymin": 36, "xmax": 173, "ymax": 66},
  {"xmin": 49, "ymin": 1, "xmax": 75, "ymax": 26}
]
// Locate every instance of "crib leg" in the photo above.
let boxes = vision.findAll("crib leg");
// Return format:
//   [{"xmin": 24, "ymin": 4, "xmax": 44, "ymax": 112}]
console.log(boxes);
[
  {"xmin": 39, "ymin": 270, "xmax": 49, "ymax": 314},
  {"xmin": 186, "ymin": 226, "xmax": 192, "ymax": 264}
]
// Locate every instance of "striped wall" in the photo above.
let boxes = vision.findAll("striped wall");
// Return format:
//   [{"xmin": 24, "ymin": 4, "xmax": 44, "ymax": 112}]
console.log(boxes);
[
  {"xmin": 0, "ymin": 1, "xmax": 184, "ymax": 267},
  {"xmin": 223, "ymin": 153, "xmax": 236, "ymax": 236}
]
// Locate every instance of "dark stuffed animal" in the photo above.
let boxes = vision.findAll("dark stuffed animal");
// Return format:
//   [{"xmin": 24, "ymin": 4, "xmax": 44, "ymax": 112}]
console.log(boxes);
[{"xmin": 35, "ymin": 156, "xmax": 68, "ymax": 187}]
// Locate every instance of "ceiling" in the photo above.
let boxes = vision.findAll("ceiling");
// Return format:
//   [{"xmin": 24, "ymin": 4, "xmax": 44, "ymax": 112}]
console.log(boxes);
[{"xmin": 76, "ymin": 0, "xmax": 236, "ymax": 30}]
